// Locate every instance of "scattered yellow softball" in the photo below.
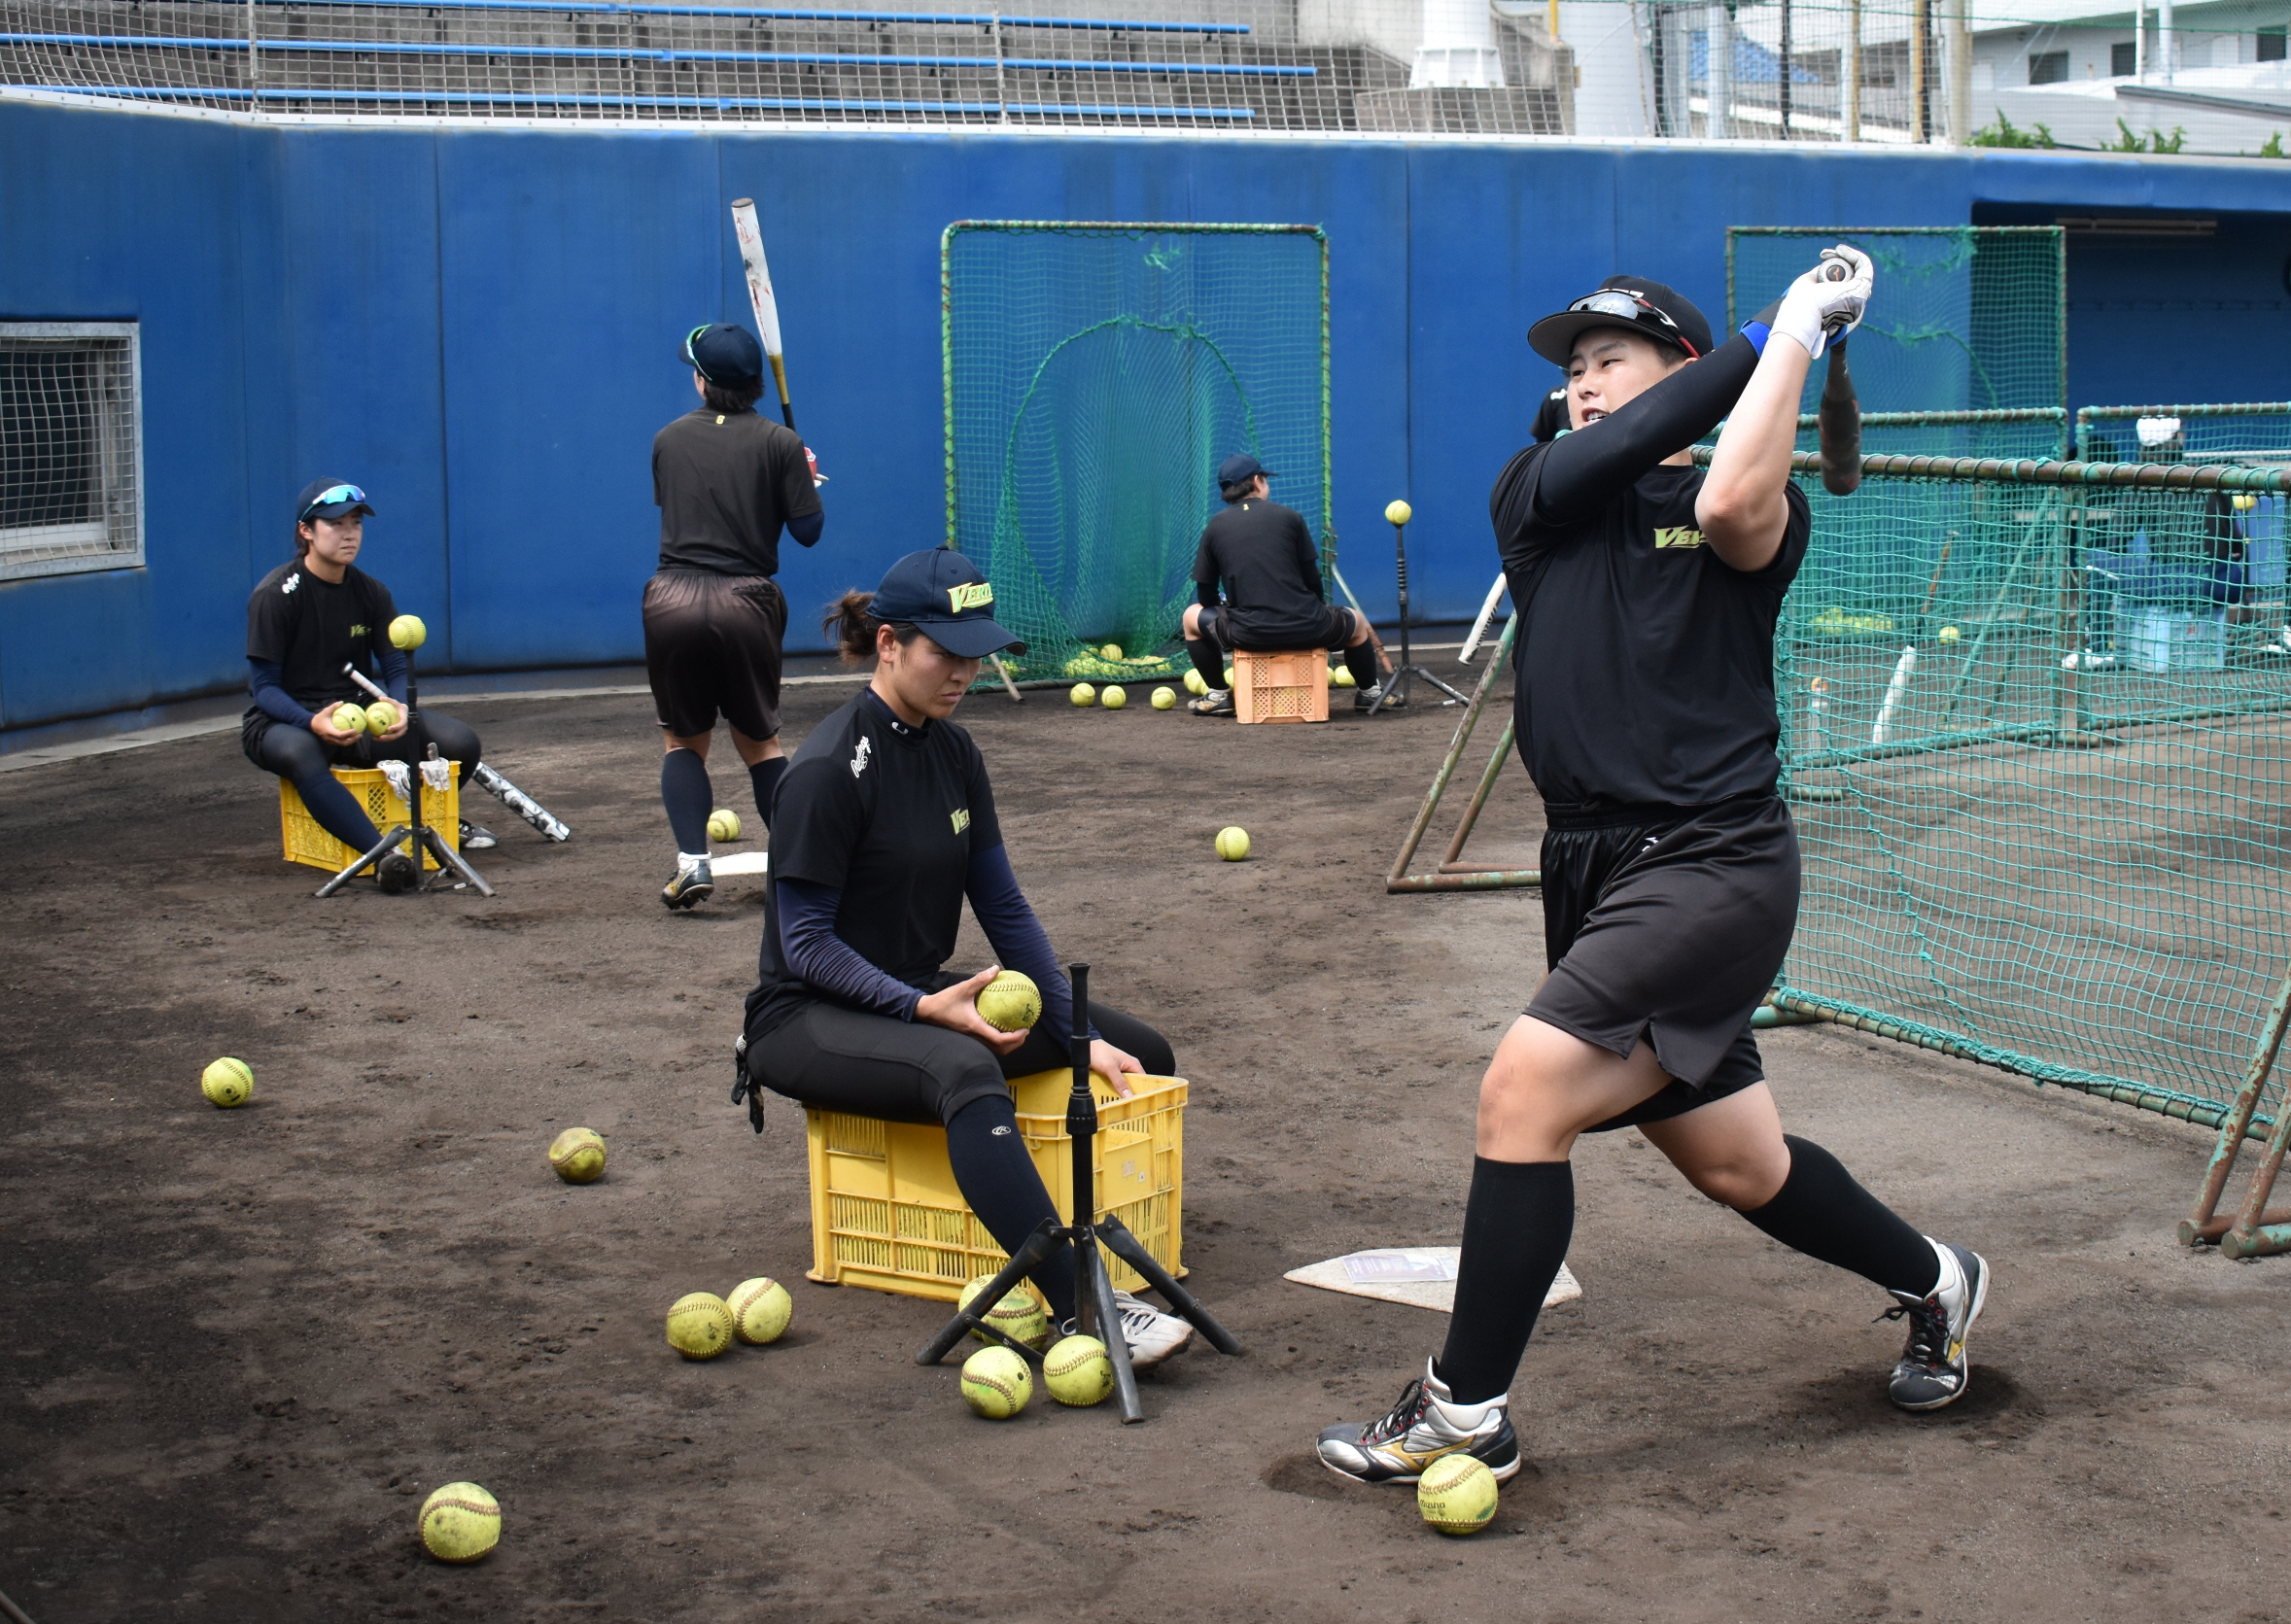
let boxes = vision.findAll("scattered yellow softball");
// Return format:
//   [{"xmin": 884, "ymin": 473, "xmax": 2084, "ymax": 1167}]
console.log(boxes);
[
  {"xmin": 331, "ymin": 702, "xmax": 367, "ymax": 736},
  {"xmin": 960, "ymin": 1345, "xmax": 1033, "ymax": 1418},
  {"xmin": 1417, "ymin": 1455, "xmax": 1498, "ymax": 1536},
  {"xmin": 666, "ymin": 1292, "xmax": 735, "ymax": 1360},
  {"xmin": 1043, "ymin": 1333, "xmax": 1114, "ymax": 1406},
  {"xmin": 1069, "ymin": 682, "xmax": 1096, "ymax": 708},
  {"xmin": 975, "ymin": 969, "xmax": 1042, "ymax": 1034},
  {"xmin": 1939, "ymin": 626, "xmax": 1961, "ymax": 642},
  {"xmin": 389, "ymin": 613, "xmax": 428, "ymax": 650},
  {"xmin": 201, "ymin": 1056, "xmax": 253, "ymax": 1108},
  {"xmin": 1183, "ymin": 669, "xmax": 1208, "ymax": 697},
  {"xmin": 419, "ymin": 1482, "xmax": 501, "ymax": 1563},
  {"xmin": 1332, "ymin": 665, "xmax": 1357, "ymax": 689},
  {"xmin": 1101, "ymin": 685, "xmax": 1128, "ymax": 710},
  {"xmin": 959, "ymin": 1275, "xmax": 1050, "ymax": 1350},
  {"xmin": 728, "ymin": 1277, "xmax": 793, "ymax": 1345},
  {"xmin": 1215, "ymin": 826, "xmax": 1251, "ymax": 862},
  {"xmin": 547, "ymin": 1126, "xmax": 607, "ymax": 1184},
  {"xmin": 1151, "ymin": 686, "xmax": 1176, "ymax": 709},
  {"xmin": 1385, "ymin": 499, "xmax": 1414, "ymax": 526},
  {"xmin": 1101, "ymin": 642, "xmax": 1124, "ymax": 660},
  {"xmin": 708, "ymin": 808, "xmax": 742, "ymax": 843}
]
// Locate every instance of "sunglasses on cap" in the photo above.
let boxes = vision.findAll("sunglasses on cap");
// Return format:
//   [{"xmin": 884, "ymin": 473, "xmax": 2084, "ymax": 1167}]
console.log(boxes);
[
  {"xmin": 299, "ymin": 483, "xmax": 367, "ymax": 520},
  {"xmin": 1564, "ymin": 290, "xmax": 1700, "ymax": 358}
]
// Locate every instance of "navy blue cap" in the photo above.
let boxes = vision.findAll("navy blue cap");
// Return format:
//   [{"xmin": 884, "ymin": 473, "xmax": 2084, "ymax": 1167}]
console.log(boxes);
[
  {"xmin": 870, "ymin": 549, "xmax": 1024, "ymax": 659},
  {"xmin": 681, "ymin": 322, "xmax": 765, "ymax": 388},
  {"xmin": 1217, "ymin": 452, "xmax": 1275, "ymax": 490},
  {"xmin": 296, "ymin": 478, "xmax": 373, "ymax": 522}
]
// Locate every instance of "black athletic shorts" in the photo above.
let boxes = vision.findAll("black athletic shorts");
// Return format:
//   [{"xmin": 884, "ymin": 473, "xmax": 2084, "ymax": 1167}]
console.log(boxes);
[
  {"xmin": 642, "ymin": 570, "xmax": 787, "ymax": 741},
  {"xmin": 746, "ymin": 972, "xmax": 1174, "ymax": 1126},
  {"xmin": 1530, "ymin": 793, "xmax": 1799, "ymax": 1133},
  {"xmin": 1205, "ymin": 604, "xmax": 1357, "ymax": 653}
]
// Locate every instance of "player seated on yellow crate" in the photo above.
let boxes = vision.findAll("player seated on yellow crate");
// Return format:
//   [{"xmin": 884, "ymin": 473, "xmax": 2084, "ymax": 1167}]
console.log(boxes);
[
  {"xmin": 1183, "ymin": 452, "xmax": 1387, "ymax": 716},
  {"xmin": 738, "ymin": 548, "xmax": 1195, "ymax": 1368},
  {"xmin": 240, "ymin": 479, "xmax": 493, "ymax": 893}
]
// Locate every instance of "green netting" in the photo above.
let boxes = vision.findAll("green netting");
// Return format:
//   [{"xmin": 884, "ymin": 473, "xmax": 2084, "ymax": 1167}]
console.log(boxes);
[
  {"xmin": 942, "ymin": 221, "xmax": 1331, "ymax": 687},
  {"xmin": 2077, "ymin": 404, "xmax": 2291, "ymax": 471},
  {"xmin": 1764, "ymin": 453, "xmax": 2291, "ymax": 1128},
  {"xmin": 1793, "ymin": 408, "xmax": 2069, "ymax": 465},
  {"xmin": 1727, "ymin": 226, "xmax": 2066, "ymax": 418}
]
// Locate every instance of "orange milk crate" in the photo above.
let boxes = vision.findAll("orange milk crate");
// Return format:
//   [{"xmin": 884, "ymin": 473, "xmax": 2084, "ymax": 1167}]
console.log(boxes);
[
  {"xmin": 1232, "ymin": 647, "xmax": 1329, "ymax": 724},
  {"xmin": 279, "ymin": 764, "xmax": 461, "ymax": 872},
  {"xmin": 804, "ymin": 1066, "xmax": 1186, "ymax": 1300}
]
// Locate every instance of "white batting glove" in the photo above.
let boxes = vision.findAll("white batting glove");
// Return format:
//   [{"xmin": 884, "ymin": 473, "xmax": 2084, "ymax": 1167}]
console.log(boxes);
[{"xmin": 1770, "ymin": 243, "xmax": 1873, "ymax": 361}]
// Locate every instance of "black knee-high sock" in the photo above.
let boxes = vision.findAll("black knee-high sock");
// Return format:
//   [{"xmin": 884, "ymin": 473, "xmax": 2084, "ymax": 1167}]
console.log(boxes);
[
  {"xmin": 748, "ymin": 757, "xmax": 787, "ymax": 831},
  {"xmin": 945, "ymin": 1093, "xmax": 1077, "ymax": 1324},
  {"xmin": 660, "ymin": 748, "xmax": 713, "ymax": 854},
  {"xmin": 1436, "ymin": 1158, "xmax": 1574, "ymax": 1405},
  {"xmin": 1343, "ymin": 639, "xmax": 1381, "ymax": 689},
  {"xmin": 1738, "ymin": 1135, "xmax": 1939, "ymax": 1297},
  {"xmin": 294, "ymin": 768, "xmax": 383, "ymax": 853},
  {"xmin": 1187, "ymin": 636, "xmax": 1226, "ymax": 692}
]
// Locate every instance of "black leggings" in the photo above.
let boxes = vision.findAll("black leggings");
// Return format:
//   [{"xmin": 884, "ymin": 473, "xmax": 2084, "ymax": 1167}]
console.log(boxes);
[{"xmin": 245, "ymin": 708, "xmax": 483, "ymax": 853}]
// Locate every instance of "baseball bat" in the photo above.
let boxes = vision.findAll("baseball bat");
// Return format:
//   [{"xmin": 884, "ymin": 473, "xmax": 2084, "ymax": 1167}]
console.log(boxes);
[
  {"xmin": 1819, "ymin": 341, "xmax": 1862, "ymax": 497},
  {"xmin": 729, "ymin": 197, "xmax": 795, "ymax": 432}
]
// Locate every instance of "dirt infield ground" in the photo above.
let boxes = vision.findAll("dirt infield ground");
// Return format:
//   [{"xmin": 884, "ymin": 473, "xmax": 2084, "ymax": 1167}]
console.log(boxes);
[{"xmin": 7, "ymin": 674, "xmax": 2291, "ymax": 1624}]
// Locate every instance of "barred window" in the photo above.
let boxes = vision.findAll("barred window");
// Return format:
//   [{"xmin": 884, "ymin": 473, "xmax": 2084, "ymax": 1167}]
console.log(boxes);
[{"xmin": 0, "ymin": 323, "xmax": 143, "ymax": 580}]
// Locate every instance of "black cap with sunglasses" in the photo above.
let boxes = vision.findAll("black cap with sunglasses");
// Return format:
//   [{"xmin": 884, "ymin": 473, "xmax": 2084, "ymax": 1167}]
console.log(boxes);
[
  {"xmin": 1527, "ymin": 277, "xmax": 1714, "ymax": 368},
  {"xmin": 296, "ymin": 479, "xmax": 374, "ymax": 523}
]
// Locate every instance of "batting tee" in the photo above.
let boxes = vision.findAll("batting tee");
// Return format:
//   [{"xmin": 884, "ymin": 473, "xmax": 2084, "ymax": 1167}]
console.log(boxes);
[{"xmin": 942, "ymin": 221, "xmax": 1332, "ymax": 687}]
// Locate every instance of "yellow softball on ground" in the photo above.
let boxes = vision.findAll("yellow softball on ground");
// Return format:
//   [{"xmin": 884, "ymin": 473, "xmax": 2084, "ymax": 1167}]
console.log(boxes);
[
  {"xmin": 1101, "ymin": 642, "xmax": 1124, "ymax": 660},
  {"xmin": 1417, "ymin": 1455, "xmax": 1498, "ymax": 1536},
  {"xmin": 1101, "ymin": 684, "xmax": 1128, "ymax": 710},
  {"xmin": 728, "ymin": 1276, "xmax": 793, "ymax": 1345},
  {"xmin": 389, "ymin": 613, "xmax": 428, "ymax": 650},
  {"xmin": 1183, "ymin": 669, "xmax": 1208, "ymax": 696},
  {"xmin": 331, "ymin": 702, "xmax": 366, "ymax": 736},
  {"xmin": 419, "ymin": 1482, "xmax": 501, "ymax": 1563},
  {"xmin": 1150, "ymin": 686, "xmax": 1176, "ymax": 710},
  {"xmin": 708, "ymin": 808, "xmax": 742, "ymax": 843},
  {"xmin": 1215, "ymin": 826, "xmax": 1251, "ymax": 862},
  {"xmin": 959, "ymin": 1275, "xmax": 1050, "ymax": 1350},
  {"xmin": 201, "ymin": 1056, "xmax": 253, "ymax": 1108},
  {"xmin": 1939, "ymin": 625, "xmax": 1961, "ymax": 642},
  {"xmin": 960, "ymin": 1345, "xmax": 1033, "ymax": 1418},
  {"xmin": 666, "ymin": 1292, "xmax": 735, "ymax": 1360},
  {"xmin": 547, "ymin": 1126, "xmax": 607, "ymax": 1184},
  {"xmin": 1069, "ymin": 682, "xmax": 1096, "ymax": 708},
  {"xmin": 1043, "ymin": 1333, "xmax": 1115, "ymax": 1406},
  {"xmin": 975, "ymin": 969, "xmax": 1041, "ymax": 1034},
  {"xmin": 1332, "ymin": 665, "xmax": 1357, "ymax": 689},
  {"xmin": 1385, "ymin": 499, "xmax": 1414, "ymax": 527}
]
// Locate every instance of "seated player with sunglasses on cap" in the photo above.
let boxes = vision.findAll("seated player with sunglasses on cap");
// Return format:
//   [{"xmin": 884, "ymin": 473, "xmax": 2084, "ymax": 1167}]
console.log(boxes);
[
  {"xmin": 1317, "ymin": 250, "xmax": 1993, "ymax": 1492},
  {"xmin": 241, "ymin": 479, "xmax": 492, "ymax": 893},
  {"xmin": 736, "ymin": 548, "xmax": 1196, "ymax": 1369}
]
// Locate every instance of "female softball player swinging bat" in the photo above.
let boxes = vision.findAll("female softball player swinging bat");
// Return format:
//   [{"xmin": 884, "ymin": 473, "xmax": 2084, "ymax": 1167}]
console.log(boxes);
[
  {"xmin": 1317, "ymin": 250, "xmax": 1990, "ymax": 1487},
  {"xmin": 737, "ymin": 548, "xmax": 1195, "ymax": 1367}
]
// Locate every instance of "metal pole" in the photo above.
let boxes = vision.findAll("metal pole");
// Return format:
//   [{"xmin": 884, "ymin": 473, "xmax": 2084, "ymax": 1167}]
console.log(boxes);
[
  {"xmin": 1910, "ymin": 0, "xmax": 1928, "ymax": 139},
  {"xmin": 1947, "ymin": 0, "xmax": 1970, "ymax": 143},
  {"xmin": 246, "ymin": 0, "xmax": 258, "ymax": 102},
  {"xmin": 2159, "ymin": 0, "xmax": 2173, "ymax": 83},
  {"xmin": 1778, "ymin": 0, "xmax": 1791, "ymax": 137},
  {"xmin": 1842, "ymin": 0, "xmax": 1859, "ymax": 141}
]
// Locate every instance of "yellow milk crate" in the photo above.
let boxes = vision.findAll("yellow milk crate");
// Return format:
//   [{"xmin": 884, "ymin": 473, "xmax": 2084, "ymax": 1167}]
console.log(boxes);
[
  {"xmin": 1232, "ymin": 647, "xmax": 1330, "ymax": 724},
  {"xmin": 804, "ymin": 1067, "xmax": 1186, "ymax": 1301},
  {"xmin": 280, "ymin": 764, "xmax": 461, "ymax": 873}
]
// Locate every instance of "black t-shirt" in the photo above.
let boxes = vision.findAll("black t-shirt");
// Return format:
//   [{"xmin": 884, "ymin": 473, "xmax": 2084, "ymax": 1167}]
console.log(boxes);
[
  {"xmin": 1192, "ymin": 498, "xmax": 1328, "ymax": 648},
  {"xmin": 1489, "ymin": 449, "xmax": 1810, "ymax": 815},
  {"xmin": 652, "ymin": 407, "xmax": 823, "ymax": 576},
  {"xmin": 746, "ymin": 690, "xmax": 1003, "ymax": 1034},
  {"xmin": 245, "ymin": 560, "xmax": 399, "ymax": 709}
]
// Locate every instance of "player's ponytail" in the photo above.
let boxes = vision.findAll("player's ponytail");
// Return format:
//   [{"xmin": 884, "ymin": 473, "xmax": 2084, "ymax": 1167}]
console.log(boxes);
[{"xmin": 823, "ymin": 591, "xmax": 921, "ymax": 665}]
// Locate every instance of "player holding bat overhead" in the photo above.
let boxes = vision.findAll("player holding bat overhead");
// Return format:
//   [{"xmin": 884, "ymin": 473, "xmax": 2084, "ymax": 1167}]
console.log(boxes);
[
  {"xmin": 1317, "ymin": 250, "xmax": 1991, "ymax": 1490},
  {"xmin": 646, "ymin": 321, "xmax": 824, "ymax": 910}
]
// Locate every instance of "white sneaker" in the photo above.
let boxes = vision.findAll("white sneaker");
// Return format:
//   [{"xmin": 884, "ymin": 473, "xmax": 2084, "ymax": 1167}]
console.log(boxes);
[
  {"xmin": 1315, "ymin": 1358, "xmax": 1521, "ymax": 1484},
  {"xmin": 1061, "ymin": 1293, "xmax": 1194, "ymax": 1370}
]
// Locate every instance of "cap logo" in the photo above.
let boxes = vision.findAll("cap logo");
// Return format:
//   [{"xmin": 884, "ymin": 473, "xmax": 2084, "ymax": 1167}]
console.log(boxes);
[{"xmin": 947, "ymin": 581, "xmax": 994, "ymax": 613}]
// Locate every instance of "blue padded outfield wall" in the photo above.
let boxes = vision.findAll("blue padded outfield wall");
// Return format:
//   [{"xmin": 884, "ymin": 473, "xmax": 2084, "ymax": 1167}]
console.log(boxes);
[{"xmin": 2, "ymin": 92, "xmax": 2288, "ymax": 729}]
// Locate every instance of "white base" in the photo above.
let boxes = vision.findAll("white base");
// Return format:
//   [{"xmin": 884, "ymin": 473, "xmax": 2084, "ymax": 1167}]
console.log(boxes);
[
  {"xmin": 710, "ymin": 850, "xmax": 770, "ymax": 877},
  {"xmin": 1284, "ymin": 1247, "xmax": 1581, "ymax": 1315}
]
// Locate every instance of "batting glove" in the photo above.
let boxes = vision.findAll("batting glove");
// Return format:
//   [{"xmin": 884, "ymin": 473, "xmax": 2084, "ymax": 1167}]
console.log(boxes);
[{"xmin": 1770, "ymin": 243, "xmax": 1873, "ymax": 362}]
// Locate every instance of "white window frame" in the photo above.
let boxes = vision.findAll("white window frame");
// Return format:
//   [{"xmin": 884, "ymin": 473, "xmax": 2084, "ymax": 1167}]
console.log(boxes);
[{"xmin": 0, "ymin": 321, "xmax": 146, "ymax": 581}]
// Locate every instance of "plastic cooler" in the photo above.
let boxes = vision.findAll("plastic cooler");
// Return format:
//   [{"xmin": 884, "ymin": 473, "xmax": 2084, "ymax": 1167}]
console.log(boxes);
[
  {"xmin": 279, "ymin": 765, "xmax": 461, "ymax": 872},
  {"xmin": 1232, "ymin": 648, "xmax": 1330, "ymax": 724},
  {"xmin": 804, "ymin": 1067, "xmax": 1186, "ymax": 1300}
]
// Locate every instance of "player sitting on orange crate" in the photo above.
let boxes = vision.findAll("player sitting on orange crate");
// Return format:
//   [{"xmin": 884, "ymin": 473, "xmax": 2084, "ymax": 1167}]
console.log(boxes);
[
  {"xmin": 735, "ymin": 549, "xmax": 1193, "ymax": 1368},
  {"xmin": 1183, "ymin": 453, "xmax": 1386, "ymax": 716},
  {"xmin": 240, "ymin": 479, "xmax": 492, "ymax": 893}
]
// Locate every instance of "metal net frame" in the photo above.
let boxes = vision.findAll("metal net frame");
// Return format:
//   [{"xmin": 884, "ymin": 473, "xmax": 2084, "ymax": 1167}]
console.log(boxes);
[
  {"xmin": 0, "ymin": 321, "xmax": 144, "ymax": 582},
  {"xmin": 942, "ymin": 220, "xmax": 1330, "ymax": 688},
  {"xmin": 2077, "ymin": 402, "xmax": 2291, "ymax": 471}
]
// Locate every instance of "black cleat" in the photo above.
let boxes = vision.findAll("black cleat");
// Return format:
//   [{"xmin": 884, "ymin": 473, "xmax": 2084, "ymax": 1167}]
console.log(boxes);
[
  {"xmin": 1316, "ymin": 1360, "xmax": 1520, "ymax": 1485},
  {"xmin": 1357, "ymin": 681, "xmax": 1406, "ymax": 711},
  {"xmin": 1190, "ymin": 689, "xmax": 1235, "ymax": 717},
  {"xmin": 1884, "ymin": 1239, "xmax": 1989, "ymax": 1411},
  {"xmin": 661, "ymin": 859, "xmax": 713, "ymax": 910},
  {"xmin": 459, "ymin": 820, "xmax": 498, "ymax": 850}
]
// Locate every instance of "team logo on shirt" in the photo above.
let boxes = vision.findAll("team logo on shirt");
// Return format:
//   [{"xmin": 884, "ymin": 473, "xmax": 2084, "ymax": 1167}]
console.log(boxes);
[
  {"xmin": 1653, "ymin": 527, "xmax": 1707, "ymax": 550},
  {"xmin": 947, "ymin": 581, "xmax": 994, "ymax": 612},
  {"xmin": 348, "ymin": 623, "xmax": 369, "ymax": 639},
  {"xmin": 850, "ymin": 737, "xmax": 873, "ymax": 778},
  {"xmin": 281, "ymin": 572, "xmax": 301, "ymax": 595},
  {"xmin": 951, "ymin": 809, "xmax": 970, "ymax": 835}
]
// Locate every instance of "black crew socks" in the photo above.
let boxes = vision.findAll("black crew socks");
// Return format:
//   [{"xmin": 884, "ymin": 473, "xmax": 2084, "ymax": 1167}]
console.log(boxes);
[
  {"xmin": 1738, "ymin": 1135, "xmax": 1941, "ymax": 1298},
  {"xmin": 944, "ymin": 1093, "xmax": 1077, "ymax": 1325},
  {"xmin": 1435, "ymin": 1158, "xmax": 1575, "ymax": 1405},
  {"xmin": 660, "ymin": 748, "xmax": 714, "ymax": 854},
  {"xmin": 1343, "ymin": 640, "xmax": 1381, "ymax": 690},
  {"xmin": 1187, "ymin": 637, "xmax": 1227, "ymax": 693},
  {"xmin": 748, "ymin": 756, "xmax": 787, "ymax": 832}
]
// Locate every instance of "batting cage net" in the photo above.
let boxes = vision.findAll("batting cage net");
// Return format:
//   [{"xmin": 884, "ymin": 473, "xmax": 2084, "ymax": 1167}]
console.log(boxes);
[
  {"xmin": 1727, "ymin": 226, "xmax": 2067, "ymax": 421},
  {"xmin": 2078, "ymin": 403, "xmax": 2291, "ymax": 471},
  {"xmin": 1766, "ymin": 453, "xmax": 2291, "ymax": 1136},
  {"xmin": 942, "ymin": 221, "xmax": 1330, "ymax": 688}
]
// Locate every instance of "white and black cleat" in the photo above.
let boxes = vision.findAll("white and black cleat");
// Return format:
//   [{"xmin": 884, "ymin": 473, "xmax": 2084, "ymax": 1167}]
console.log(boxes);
[
  {"xmin": 1190, "ymin": 689, "xmax": 1235, "ymax": 717},
  {"xmin": 1317, "ymin": 1359, "xmax": 1520, "ymax": 1485},
  {"xmin": 1356, "ymin": 680, "xmax": 1406, "ymax": 711},
  {"xmin": 1060, "ymin": 1292, "xmax": 1194, "ymax": 1370},
  {"xmin": 661, "ymin": 857, "xmax": 713, "ymax": 911},
  {"xmin": 459, "ymin": 819, "xmax": 498, "ymax": 850},
  {"xmin": 1884, "ymin": 1238, "xmax": 1989, "ymax": 1411}
]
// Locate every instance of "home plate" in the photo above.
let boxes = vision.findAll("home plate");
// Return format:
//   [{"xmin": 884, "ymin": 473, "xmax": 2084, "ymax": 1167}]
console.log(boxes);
[
  {"xmin": 711, "ymin": 850, "xmax": 770, "ymax": 877},
  {"xmin": 1283, "ymin": 1248, "xmax": 1580, "ymax": 1315}
]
